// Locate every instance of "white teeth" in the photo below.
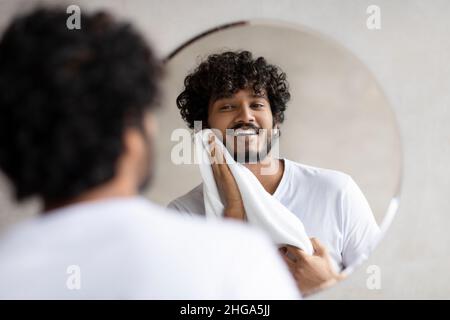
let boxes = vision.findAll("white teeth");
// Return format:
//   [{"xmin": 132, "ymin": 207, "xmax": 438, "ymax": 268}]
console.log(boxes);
[{"xmin": 233, "ymin": 128, "xmax": 257, "ymax": 136}]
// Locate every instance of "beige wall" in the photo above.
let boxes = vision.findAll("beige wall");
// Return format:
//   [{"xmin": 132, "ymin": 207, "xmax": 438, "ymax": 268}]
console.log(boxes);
[{"xmin": 0, "ymin": 0, "xmax": 449, "ymax": 299}]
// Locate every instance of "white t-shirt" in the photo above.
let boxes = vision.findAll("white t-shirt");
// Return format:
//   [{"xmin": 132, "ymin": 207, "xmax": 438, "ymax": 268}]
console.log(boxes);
[
  {"xmin": 0, "ymin": 197, "xmax": 300, "ymax": 299},
  {"xmin": 168, "ymin": 159, "xmax": 381, "ymax": 271}
]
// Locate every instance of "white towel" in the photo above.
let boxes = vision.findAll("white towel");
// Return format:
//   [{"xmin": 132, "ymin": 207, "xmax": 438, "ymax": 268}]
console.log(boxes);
[{"xmin": 195, "ymin": 129, "xmax": 313, "ymax": 255}]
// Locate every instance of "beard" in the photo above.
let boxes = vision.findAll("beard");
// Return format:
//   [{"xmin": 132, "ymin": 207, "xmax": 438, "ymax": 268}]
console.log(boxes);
[{"xmin": 226, "ymin": 128, "xmax": 278, "ymax": 164}]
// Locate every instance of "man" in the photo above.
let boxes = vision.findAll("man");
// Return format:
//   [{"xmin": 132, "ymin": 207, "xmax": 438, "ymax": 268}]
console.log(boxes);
[
  {"xmin": 169, "ymin": 51, "xmax": 381, "ymax": 295},
  {"xmin": 0, "ymin": 8, "xmax": 300, "ymax": 299}
]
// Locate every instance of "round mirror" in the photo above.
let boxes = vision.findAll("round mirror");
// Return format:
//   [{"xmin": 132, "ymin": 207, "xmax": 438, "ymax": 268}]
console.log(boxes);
[{"xmin": 146, "ymin": 19, "xmax": 402, "ymax": 294}]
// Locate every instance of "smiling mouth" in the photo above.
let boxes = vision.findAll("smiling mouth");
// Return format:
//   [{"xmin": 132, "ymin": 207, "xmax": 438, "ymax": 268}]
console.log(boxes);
[{"xmin": 231, "ymin": 128, "xmax": 259, "ymax": 136}]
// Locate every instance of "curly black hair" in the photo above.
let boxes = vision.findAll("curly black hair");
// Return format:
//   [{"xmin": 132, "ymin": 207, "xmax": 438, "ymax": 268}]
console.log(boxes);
[
  {"xmin": 176, "ymin": 50, "xmax": 290, "ymax": 129},
  {"xmin": 0, "ymin": 7, "xmax": 161, "ymax": 202}
]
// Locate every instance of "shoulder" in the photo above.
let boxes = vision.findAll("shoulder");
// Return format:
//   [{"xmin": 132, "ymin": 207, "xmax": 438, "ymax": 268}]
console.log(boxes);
[
  {"xmin": 127, "ymin": 200, "xmax": 290, "ymax": 275},
  {"xmin": 286, "ymin": 159, "xmax": 352, "ymax": 193},
  {"xmin": 142, "ymin": 198, "xmax": 267, "ymax": 246},
  {"xmin": 0, "ymin": 198, "xmax": 297, "ymax": 299},
  {"xmin": 286, "ymin": 160, "xmax": 372, "ymax": 219},
  {"xmin": 167, "ymin": 183, "xmax": 205, "ymax": 215},
  {"xmin": 135, "ymin": 200, "xmax": 300, "ymax": 299}
]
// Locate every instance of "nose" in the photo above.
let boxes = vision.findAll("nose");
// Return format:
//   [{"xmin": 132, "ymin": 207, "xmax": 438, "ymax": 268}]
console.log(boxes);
[{"xmin": 234, "ymin": 105, "xmax": 256, "ymax": 124}]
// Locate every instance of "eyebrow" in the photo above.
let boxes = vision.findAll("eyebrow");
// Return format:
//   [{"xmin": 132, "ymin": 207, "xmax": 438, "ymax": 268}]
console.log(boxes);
[
  {"xmin": 251, "ymin": 92, "xmax": 268, "ymax": 99},
  {"xmin": 211, "ymin": 92, "xmax": 269, "ymax": 104}
]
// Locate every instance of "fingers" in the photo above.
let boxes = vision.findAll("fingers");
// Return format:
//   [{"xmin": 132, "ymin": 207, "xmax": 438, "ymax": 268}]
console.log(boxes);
[
  {"xmin": 310, "ymin": 237, "xmax": 327, "ymax": 257},
  {"xmin": 208, "ymin": 134, "xmax": 224, "ymax": 165},
  {"xmin": 209, "ymin": 134, "xmax": 234, "ymax": 180},
  {"xmin": 284, "ymin": 245, "xmax": 308, "ymax": 263},
  {"xmin": 281, "ymin": 242, "xmax": 325, "ymax": 261},
  {"xmin": 280, "ymin": 253, "xmax": 296, "ymax": 273},
  {"xmin": 208, "ymin": 134, "xmax": 217, "ymax": 162},
  {"xmin": 209, "ymin": 134, "xmax": 223, "ymax": 182},
  {"xmin": 208, "ymin": 133, "xmax": 245, "ymax": 213}
]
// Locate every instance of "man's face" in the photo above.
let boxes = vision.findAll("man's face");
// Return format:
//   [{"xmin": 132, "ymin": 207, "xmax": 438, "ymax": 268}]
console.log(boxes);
[{"xmin": 207, "ymin": 88, "xmax": 277, "ymax": 163}]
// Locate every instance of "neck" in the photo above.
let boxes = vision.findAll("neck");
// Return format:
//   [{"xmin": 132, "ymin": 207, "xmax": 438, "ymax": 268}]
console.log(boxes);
[
  {"xmin": 243, "ymin": 156, "xmax": 284, "ymax": 195},
  {"xmin": 43, "ymin": 175, "xmax": 137, "ymax": 213}
]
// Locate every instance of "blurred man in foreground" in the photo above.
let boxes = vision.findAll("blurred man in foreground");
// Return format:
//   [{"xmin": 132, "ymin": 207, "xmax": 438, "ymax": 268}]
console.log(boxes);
[{"xmin": 0, "ymin": 7, "xmax": 299, "ymax": 299}]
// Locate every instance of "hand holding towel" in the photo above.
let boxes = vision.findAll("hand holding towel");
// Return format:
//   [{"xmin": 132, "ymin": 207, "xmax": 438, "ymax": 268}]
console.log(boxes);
[{"xmin": 195, "ymin": 129, "xmax": 313, "ymax": 255}]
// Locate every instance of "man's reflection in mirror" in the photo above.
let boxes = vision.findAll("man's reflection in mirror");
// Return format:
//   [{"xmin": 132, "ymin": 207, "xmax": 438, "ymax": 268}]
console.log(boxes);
[{"xmin": 168, "ymin": 51, "xmax": 381, "ymax": 296}]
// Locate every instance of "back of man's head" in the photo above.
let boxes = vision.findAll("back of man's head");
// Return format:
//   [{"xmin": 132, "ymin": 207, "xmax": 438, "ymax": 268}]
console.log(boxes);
[{"xmin": 0, "ymin": 7, "xmax": 161, "ymax": 204}]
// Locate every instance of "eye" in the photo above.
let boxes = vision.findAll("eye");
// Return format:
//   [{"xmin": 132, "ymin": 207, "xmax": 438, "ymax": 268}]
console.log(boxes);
[
  {"xmin": 219, "ymin": 105, "xmax": 234, "ymax": 111},
  {"xmin": 252, "ymin": 103, "xmax": 265, "ymax": 109}
]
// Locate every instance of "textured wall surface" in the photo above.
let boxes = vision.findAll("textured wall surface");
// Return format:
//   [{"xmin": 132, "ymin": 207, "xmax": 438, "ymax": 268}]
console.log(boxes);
[{"xmin": 0, "ymin": 0, "xmax": 449, "ymax": 299}]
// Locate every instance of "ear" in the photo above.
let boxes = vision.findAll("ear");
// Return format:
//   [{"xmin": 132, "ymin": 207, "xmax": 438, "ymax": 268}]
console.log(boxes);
[
  {"xmin": 122, "ymin": 127, "xmax": 145, "ymax": 161},
  {"xmin": 273, "ymin": 122, "xmax": 281, "ymax": 137},
  {"xmin": 123, "ymin": 112, "xmax": 157, "ymax": 157},
  {"xmin": 144, "ymin": 112, "xmax": 157, "ymax": 138}
]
